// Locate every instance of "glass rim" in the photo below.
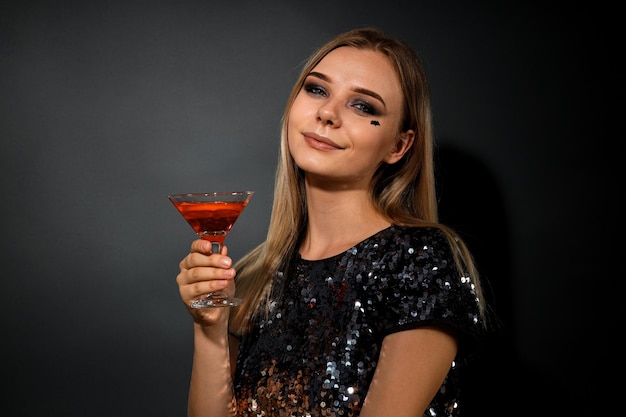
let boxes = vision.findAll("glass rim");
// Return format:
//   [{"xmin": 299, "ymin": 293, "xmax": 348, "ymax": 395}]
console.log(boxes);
[{"xmin": 168, "ymin": 191, "xmax": 254, "ymax": 198}]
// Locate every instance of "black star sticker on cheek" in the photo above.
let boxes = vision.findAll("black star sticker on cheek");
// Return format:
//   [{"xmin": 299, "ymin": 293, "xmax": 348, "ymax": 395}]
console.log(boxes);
[{"xmin": 370, "ymin": 120, "xmax": 380, "ymax": 126}]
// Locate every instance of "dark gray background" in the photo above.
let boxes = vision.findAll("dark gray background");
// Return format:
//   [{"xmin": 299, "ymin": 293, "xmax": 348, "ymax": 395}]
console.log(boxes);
[{"xmin": 2, "ymin": 1, "xmax": 613, "ymax": 415}]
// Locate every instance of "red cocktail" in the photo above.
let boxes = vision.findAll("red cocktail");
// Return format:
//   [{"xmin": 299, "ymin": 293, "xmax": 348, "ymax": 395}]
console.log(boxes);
[{"xmin": 168, "ymin": 191, "xmax": 254, "ymax": 308}]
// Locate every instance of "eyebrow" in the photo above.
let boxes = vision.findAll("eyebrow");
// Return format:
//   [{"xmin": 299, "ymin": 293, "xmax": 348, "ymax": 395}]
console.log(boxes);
[{"xmin": 307, "ymin": 71, "xmax": 387, "ymax": 108}]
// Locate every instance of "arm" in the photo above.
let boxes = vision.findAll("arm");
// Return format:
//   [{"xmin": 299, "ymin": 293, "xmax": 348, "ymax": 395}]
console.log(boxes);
[
  {"xmin": 359, "ymin": 326, "xmax": 458, "ymax": 417},
  {"xmin": 177, "ymin": 240, "xmax": 239, "ymax": 417},
  {"xmin": 187, "ymin": 321, "xmax": 236, "ymax": 417}
]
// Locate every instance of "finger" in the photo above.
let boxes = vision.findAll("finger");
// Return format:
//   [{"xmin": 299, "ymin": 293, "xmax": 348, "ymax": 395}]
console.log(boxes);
[
  {"xmin": 176, "ymin": 268, "xmax": 235, "ymax": 301},
  {"xmin": 179, "ymin": 254, "xmax": 232, "ymax": 275},
  {"xmin": 187, "ymin": 262, "xmax": 235, "ymax": 282},
  {"xmin": 181, "ymin": 275, "xmax": 230, "ymax": 301},
  {"xmin": 183, "ymin": 242, "xmax": 232, "ymax": 268},
  {"xmin": 190, "ymin": 240, "xmax": 229, "ymax": 255},
  {"xmin": 190, "ymin": 239, "xmax": 212, "ymax": 254},
  {"xmin": 176, "ymin": 267, "xmax": 236, "ymax": 302}
]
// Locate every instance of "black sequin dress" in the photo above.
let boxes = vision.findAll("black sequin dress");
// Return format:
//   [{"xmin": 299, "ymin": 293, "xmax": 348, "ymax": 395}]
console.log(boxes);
[{"xmin": 233, "ymin": 225, "xmax": 483, "ymax": 417}]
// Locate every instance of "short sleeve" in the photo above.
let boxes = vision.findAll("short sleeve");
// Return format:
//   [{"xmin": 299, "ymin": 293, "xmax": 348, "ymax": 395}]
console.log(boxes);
[{"xmin": 371, "ymin": 227, "xmax": 483, "ymax": 344}]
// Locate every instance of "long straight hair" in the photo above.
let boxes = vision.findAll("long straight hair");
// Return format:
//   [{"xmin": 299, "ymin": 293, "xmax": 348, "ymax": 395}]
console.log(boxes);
[{"xmin": 230, "ymin": 28, "xmax": 486, "ymax": 333}]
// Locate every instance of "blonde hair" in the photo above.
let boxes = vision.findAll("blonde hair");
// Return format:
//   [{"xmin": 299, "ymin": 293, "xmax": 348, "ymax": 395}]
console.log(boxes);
[{"xmin": 230, "ymin": 27, "xmax": 485, "ymax": 333}]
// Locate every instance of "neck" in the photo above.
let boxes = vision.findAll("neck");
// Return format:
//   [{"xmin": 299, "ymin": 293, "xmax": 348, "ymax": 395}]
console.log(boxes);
[{"xmin": 299, "ymin": 186, "xmax": 390, "ymax": 260}]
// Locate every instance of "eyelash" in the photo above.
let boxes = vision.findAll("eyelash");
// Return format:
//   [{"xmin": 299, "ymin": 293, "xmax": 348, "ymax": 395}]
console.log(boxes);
[{"xmin": 302, "ymin": 82, "xmax": 379, "ymax": 116}]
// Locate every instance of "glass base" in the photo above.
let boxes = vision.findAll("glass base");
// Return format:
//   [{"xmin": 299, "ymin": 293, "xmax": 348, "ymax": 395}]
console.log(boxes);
[{"xmin": 190, "ymin": 295, "xmax": 243, "ymax": 308}]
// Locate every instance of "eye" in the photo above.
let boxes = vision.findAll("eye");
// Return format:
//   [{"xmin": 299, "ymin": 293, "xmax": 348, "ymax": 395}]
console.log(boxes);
[
  {"xmin": 303, "ymin": 82, "xmax": 327, "ymax": 97},
  {"xmin": 351, "ymin": 99, "xmax": 379, "ymax": 116}
]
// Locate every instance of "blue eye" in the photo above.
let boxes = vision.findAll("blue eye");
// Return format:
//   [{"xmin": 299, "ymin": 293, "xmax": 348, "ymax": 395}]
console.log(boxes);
[
  {"xmin": 303, "ymin": 83, "xmax": 327, "ymax": 97},
  {"xmin": 352, "ymin": 100, "xmax": 378, "ymax": 115}
]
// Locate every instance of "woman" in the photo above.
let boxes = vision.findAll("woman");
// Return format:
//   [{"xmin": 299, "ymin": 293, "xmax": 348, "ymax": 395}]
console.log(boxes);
[{"xmin": 176, "ymin": 27, "xmax": 487, "ymax": 417}]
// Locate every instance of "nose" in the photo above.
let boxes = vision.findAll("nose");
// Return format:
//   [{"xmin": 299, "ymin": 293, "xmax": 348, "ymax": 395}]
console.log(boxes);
[{"xmin": 317, "ymin": 102, "xmax": 340, "ymax": 127}]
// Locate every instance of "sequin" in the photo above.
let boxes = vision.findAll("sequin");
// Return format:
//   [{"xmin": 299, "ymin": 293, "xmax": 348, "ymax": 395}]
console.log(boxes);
[{"xmin": 234, "ymin": 225, "xmax": 483, "ymax": 416}]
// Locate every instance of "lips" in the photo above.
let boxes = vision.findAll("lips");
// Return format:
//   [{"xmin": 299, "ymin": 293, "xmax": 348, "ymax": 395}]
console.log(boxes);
[{"xmin": 302, "ymin": 132, "xmax": 344, "ymax": 150}]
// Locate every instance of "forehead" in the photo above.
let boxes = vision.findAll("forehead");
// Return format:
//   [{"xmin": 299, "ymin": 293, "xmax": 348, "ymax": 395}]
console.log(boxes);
[{"xmin": 311, "ymin": 47, "xmax": 403, "ymax": 104}]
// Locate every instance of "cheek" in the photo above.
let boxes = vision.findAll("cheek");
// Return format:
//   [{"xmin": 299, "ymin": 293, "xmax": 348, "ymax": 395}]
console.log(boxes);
[
  {"xmin": 367, "ymin": 136, "xmax": 403, "ymax": 164},
  {"xmin": 354, "ymin": 125, "xmax": 397, "ymax": 153},
  {"xmin": 289, "ymin": 95, "xmax": 312, "ymax": 124}
]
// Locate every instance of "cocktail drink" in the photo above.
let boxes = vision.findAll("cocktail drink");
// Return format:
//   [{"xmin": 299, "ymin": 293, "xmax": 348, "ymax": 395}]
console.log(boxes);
[{"xmin": 168, "ymin": 191, "xmax": 254, "ymax": 308}]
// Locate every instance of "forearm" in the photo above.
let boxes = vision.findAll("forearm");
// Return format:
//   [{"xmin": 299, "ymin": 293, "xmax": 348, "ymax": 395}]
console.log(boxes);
[{"xmin": 187, "ymin": 322, "xmax": 236, "ymax": 417}]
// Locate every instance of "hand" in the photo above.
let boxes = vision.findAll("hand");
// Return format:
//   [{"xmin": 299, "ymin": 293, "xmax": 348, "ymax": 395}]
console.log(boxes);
[{"xmin": 176, "ymin": 240, "xmax": 236, "ymax": 326}]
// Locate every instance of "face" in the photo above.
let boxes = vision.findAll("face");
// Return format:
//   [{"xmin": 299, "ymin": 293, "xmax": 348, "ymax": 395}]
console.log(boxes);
[{"xmin": 287, "ymin": 46, "xmax": 414, "ymax": 187}]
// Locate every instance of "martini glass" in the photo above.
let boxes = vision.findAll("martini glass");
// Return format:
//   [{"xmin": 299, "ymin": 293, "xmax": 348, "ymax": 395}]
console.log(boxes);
[{"xmin": 168, "ymin": 191, "xmax": 254, "ymax": 308}]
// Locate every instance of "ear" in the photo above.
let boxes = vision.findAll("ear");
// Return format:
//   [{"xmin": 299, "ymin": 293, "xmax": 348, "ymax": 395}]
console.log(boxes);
[{"xmin": 383, "ymin": 129, "xmax": 415, "ymax": 164}]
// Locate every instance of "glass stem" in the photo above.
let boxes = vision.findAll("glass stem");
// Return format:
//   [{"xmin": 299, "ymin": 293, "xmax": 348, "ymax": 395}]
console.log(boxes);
[{"xmin": 211, "ymin": 242, "xmax": 221, "ymax": 254}]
